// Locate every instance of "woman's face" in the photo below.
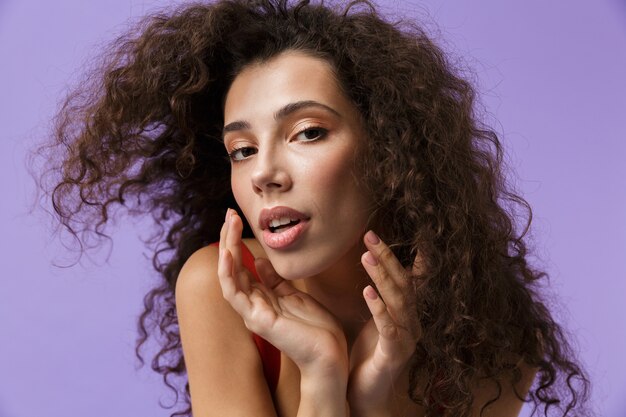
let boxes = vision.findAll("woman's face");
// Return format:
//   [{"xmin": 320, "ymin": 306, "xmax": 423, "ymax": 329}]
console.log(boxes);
[{"xmin": 223, "ymin": 50, "xmax": 371, "ymax": 280}]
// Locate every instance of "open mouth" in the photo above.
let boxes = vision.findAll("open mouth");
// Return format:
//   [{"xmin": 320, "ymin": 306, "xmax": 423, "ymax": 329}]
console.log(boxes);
[
  {"xmin": 268, "ymin": 218, "xmax": 301, "ymax": 233},
  {"xmin": 261, "ymin": 212, "xmax": 309, "ymax": 249}
]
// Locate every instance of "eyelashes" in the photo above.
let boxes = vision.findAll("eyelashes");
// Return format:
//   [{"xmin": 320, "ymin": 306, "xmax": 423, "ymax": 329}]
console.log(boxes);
[
  {"xmin": 228, "ymin": 146, "xmax": 257, "ymax": 162},
  {"xmin": 295, "ymin": 127, "xmax": 327, "ymax": 142},
  {"xmin": 227, "ymin": 126, "xmax": 329, "ymax": 162}
]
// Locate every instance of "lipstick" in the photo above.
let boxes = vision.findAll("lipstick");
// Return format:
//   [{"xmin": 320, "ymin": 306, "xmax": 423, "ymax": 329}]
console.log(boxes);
[{"xmin": 258, "ymin": 206, "xmax": 310, "ymax": 249}]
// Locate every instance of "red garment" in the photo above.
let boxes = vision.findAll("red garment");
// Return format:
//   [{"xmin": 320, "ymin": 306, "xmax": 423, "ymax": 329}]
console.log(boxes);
[{"xmin": 209, "ymin": 242, "xmax": 281, "ymax": 394}]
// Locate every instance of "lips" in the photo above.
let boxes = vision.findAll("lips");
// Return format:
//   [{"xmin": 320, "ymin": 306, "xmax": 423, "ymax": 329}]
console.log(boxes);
[
  {"xmin": 258, "ymin": 206, "xmax": 309, "ymax": 230},
  {"xmin": 258, "ymin": 206, "xmax": 310, "ymax": 249}
]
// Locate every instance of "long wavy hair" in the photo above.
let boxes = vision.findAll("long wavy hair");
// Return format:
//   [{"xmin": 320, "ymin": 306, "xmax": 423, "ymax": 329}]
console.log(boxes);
[{"xmin": 36, "ymin": 0, "xmax": 590, "ymax": 416}]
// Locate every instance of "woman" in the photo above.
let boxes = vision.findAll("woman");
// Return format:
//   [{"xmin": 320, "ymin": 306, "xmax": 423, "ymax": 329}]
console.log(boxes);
[{"xmin": 41, "ymin": 0, "xmax": 589, "ymax": 416}]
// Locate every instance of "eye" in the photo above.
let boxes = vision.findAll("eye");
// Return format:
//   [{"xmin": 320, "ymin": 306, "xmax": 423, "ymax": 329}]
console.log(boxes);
[
  {"xmin": 295, "ymin": 127, "xmax": 328, "ymax": 142},
  {"xmin": 229, "ymin": 146, "xmax": 257, "ymax": 162}
]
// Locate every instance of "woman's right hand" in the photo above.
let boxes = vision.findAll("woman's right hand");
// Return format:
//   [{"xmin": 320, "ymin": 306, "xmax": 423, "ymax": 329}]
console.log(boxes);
[{"xmin": 217, "ymin": 209, "xmax": 349, "ymax": 381}]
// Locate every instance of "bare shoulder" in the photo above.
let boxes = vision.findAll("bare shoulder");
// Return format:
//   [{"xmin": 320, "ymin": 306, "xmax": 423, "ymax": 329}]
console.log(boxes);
[
  {"xmin": 176, "ymin": 245, "xmax": 220, "ymax": 293},
  {"xmin": 175, "ymin": 238, "xmax": 263, "ymax": 290},
  {"xmin": 175, "ymin": 245, "xmax": 277, "ymax": 417}
]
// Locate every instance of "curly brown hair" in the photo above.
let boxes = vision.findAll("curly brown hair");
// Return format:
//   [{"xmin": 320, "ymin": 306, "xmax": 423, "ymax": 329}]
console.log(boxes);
[{"xmin": 37, "ymin": 0, "xmax": 590, "ymax": 416}]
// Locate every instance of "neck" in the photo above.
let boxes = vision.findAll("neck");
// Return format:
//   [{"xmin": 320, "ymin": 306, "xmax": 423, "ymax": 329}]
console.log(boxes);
[{"xmin": 294, "ymin": 241, "xmax": 372, "ymax": 350}]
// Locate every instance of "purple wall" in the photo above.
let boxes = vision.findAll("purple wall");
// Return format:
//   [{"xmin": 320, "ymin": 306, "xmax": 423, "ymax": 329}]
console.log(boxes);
[{"xmin": 1, "ymin": 1, "xmax": 624, "ymax": 416}]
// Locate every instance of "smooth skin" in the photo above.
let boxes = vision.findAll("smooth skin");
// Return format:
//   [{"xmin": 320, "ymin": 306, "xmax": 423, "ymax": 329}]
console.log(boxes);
[
  {"xmin": 175, "ymin": 51, "xmax": 537, "ymax": 417},
  {"xmin": 219, "ymin": 209, "xmax": 351, "ymax": 417},
  {"xmin": 177, "ymin": 213, "xmax": 536, "ymax": 417}
]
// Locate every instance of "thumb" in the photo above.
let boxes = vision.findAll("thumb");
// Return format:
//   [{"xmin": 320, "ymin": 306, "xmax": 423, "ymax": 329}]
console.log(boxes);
[{"xmin": 253, "ymin": 258, "xmax": 295, "ymax": 296}]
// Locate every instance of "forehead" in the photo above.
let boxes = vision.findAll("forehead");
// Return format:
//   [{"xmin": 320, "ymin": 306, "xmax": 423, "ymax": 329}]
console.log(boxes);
[{"xmin": 223, "ymin": 51, "xmax": 350, "ymax": 120}]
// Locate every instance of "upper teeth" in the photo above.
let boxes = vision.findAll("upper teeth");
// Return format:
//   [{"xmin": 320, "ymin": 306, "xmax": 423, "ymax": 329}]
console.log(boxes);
[{"xmin": 269, "ymin": 217, "xmax": 297, "ymax": 228}]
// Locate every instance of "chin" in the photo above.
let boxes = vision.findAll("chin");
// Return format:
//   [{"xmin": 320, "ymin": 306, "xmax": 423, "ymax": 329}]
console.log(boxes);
[
  {"xmin": 266, "ymin": 242, "xmax": 356, "ymax": 281},
  {"xmin": 268, "ymin": 256, "xmax": 322, "ymax": 281}
]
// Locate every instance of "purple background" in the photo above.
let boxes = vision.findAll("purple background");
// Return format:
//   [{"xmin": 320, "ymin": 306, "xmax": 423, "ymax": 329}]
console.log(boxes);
[{"xmin": 1, "ymin": 1, "xmax": 624, "ymax": 416}]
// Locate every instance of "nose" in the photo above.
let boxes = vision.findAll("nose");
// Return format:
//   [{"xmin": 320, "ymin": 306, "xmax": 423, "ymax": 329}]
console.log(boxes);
[{"xmin": 250, "ymin": 147, "xmax": 292, "ymax": 195}]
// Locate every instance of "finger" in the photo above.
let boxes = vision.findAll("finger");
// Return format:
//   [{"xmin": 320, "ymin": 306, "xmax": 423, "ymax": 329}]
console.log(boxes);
[
  {"xmin": 218, "ymin": 208, "xmax": 232, "ymax": 249},
  {"xmin": 363, "ymin": 285, "xmax": 399, "ymax": 341},
  {"xmin": 254, "ymin": 258, "xmax": 297, "ymax": 297},
  {"xmin": 218, "ymin": 210, "xmax": 236, "ymax": 293},
  {"xmin": 254, "ymin": 258, "xmax": 282, "ymax": 289},
  {"xmin": 217, "ymin": 246, "xmax": 235, "ymax": 298},
  {"xmin": 363, "ymin": 230, "xmax": 408, "ymax": 290},
  {"xmin": 361, "ymin": 249, "xmax": 405, "ymax": 322},
  {"xmin": 226, "ymin": 211, "xmax": 249, "ymax": 292},
  {"xmin": 249, "ymin": 258, "xmax": 284, "ymax": 313},
  {"xmin": 217, "ymin": 248, "xmax": 252, "ymax": 312},
  {"xmin": 364, "ymin": 285, "xmax": 420, "ymax": 359},
  {"xmin": 226, "ymin": 210, "xmax": 243, "ymax": 268}
]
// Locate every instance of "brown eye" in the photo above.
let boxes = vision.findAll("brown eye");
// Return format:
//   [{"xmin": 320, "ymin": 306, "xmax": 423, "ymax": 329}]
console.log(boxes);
[
  {"xmin": 296, "ymin": 127, "xmax": 328, "ymax": 142},
  {"xmin": 229, "ymin": 146, "xmax": 257, "ymax": 161}
]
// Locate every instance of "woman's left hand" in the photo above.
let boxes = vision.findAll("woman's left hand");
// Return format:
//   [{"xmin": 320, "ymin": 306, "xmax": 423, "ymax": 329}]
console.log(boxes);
[{"xmin": 348, "ymin": 231, "xmax": 424, "ymax": 417}]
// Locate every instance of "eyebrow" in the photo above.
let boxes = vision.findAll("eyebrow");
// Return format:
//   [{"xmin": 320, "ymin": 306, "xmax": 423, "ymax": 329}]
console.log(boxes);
[{"xmin": 222, "ymin": 100, "xmax": 341, "ymax": 138}]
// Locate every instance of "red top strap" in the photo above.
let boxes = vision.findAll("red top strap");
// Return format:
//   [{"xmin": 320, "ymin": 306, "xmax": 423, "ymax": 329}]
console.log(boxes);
[{"xmin": 209, "ymin": 242, "xmax": 281, "ymax": 395}]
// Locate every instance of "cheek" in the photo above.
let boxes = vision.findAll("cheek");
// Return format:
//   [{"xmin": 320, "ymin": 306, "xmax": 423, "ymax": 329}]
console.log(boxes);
[
  {"xmin": 308, "ymin": 148, "xmax": 355, "ymax": 191},
  {"xmin": 317, "ymin": 153, "xmax": 357, "ymax": 203},
  {"xmin": 309, "ymin": 149, "xmax": 368, "ymax": 224}
]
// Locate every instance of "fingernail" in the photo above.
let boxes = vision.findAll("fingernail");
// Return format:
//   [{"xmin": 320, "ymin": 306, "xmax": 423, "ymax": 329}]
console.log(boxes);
[
  {"xmin": 365, "ymin": 230, "xmax": 380, "ymax": 245},
  {"xmin": 364, "ymin": 251, "xmax": 378, "ymax": 266},
  {"xmin": 225, "ymin": 208, "xmax": 232, "ymax": 222},
  {"xmin": 365, "ymin": 285, "xmax": 378, "ymax": 300}
]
